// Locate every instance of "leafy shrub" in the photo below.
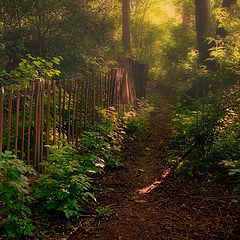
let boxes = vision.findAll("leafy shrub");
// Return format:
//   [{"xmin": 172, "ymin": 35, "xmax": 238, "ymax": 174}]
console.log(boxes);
[
  {"xmin": 0, "ymin": 151, "xmax": 36, "ymax": 239},
  {"xmin": 33, "ymin": 145, "xmax": 96, "ymax": 219},
  {"xmin": 96, "ymin": 206, "xmax": 114, "ymax": 218},
  {"xmin": 81, "ymin": 107, "xmax": 126, "ymax": 168},
  {"xmin": 0, "ymin": 54, "xmax": 62, "ymax": 86},
  {"xmin": 171, "ymin": 101, "xmax": 222, "ymax": 174},
  {"xmin": 172, "ymin": 82, "xmax": 240, "ymax": 195},
  {"xmin": 125, "ymin": 99, "xmax": 154, "ymax": 138}
]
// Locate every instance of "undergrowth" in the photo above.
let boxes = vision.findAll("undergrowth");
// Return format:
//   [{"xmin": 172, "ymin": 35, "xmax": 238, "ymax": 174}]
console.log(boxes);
[
  {"xmin": 0, "ymin": 151, "xmax": 36, "ymax": 239},
  {"xmin": 0, "ymin": 100, "xmax": 153, "ymax": 239},
  {"xmin": 171, "ymin": 74, "xmax": 240, "ymax": 196}
]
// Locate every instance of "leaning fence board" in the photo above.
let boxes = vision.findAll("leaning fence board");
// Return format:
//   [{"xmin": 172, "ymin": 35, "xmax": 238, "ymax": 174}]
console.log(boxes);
[
  {"xmin": 34, "ymin": 81, "xmax": 40, "ymax": 168},
  {"xmin": 6, "ymin": 88, "xmax": 13, "ymax": 150},
  {"xmin": 62, "ymin": 81, "xmax": 66, "ymax": 138},
  {"xmin": 84, "ymin": 78, "xmax": 88, "ymax": 129},
  {"xmin": 21, "ymin": 87, "xmax": 27, "ymax": 160},
  {"xmin": 0, "ymin": 87, "xmax": 3, "ymax": 154},
  {"xmin": 91, "ymin": 76, "xmax": 96, "ymax": 124},
  {"xmin": 0, "ymin": 58, "xmax": 148, "ymax": 170},
  {"xmin": 72, "ymin": 81, "xmax": 77, "ymax": 143},
  {"xmin": 40, "ymin": 81, "xmax": 45, "ymax": 167},
  {"xmin": 58, "ymin": 82, "xmax": 62, "ymax": 139},
  {"xmin": 15, "ymin": 87, "xmax": 20, "ymax": 156},
  {"xmin": 46, "ymin": 80, "xmax": 51, "ymax": 157},
  {"xmin": 27, "ymin": 83, "xmax": 34, "ymax": 163},
  {"xmin": 99, "ymin": 74, "xmax": 103, "ymax": 108},
  {"xmin": 53, "ymin": 81, "xmax": 57, "ymax": 144},
  {"xmin": 67, "ymin": 80, "xmax": 73, "ymax": 143}
]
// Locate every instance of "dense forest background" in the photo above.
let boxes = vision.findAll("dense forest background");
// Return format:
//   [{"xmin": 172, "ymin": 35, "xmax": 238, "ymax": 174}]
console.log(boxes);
[{"xmin": 0, "ymin": 0, "xmax": 240, "ymax": 239}]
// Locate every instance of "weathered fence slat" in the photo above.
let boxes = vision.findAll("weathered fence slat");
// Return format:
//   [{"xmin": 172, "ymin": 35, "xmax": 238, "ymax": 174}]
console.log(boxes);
[
  {"xmin": 53, "ymin": 81, "xmax": 57, "ymax": 144},
  {"xmin": 62, "ymin": 81, "xmax": 66, "ymax": 138},
  {"xmin": 0, "ymin": 87, "xmax": 3, "ymax": 154},
  {"xmin": 15, "ymin": 87, "xmax": 20, "ymax": 156},
  {"xmin": 92, "ymin": 76, "xmax": 96, "ymax": 124},
  {"xmin": 40, "ymin": 81, "xmax": 45, "ymax": 166},
  {"xmin": 0, "ymin": 58, "xmax": 148, "ymax": 170},
  {"xmin": 6, "ymin": 88, "xmax": 13, "ymax": 150},
  {"xmin": 72, "ymin": 81, "xmax": 77, "ymax": 144},
  {"xmin": 27, "ymin": 83, "xmax": 34, "ymax": 163},
  {"xmin": 21, "ymin": 87, "xmax": 27, "ymax": 160},
  {"xmin": 58, "ymin": 82, "xmax": 62, "ymax": 139},
  {"xmin": 46, "ymin": 80, "xmax": 51, "ymax": 157},
  {"xmin": 84, "ymin": 78, "xmax": 88, "ymax": 129},
  {"xmin": 67, "ymin": 81, "xmax": 73, "ymax": 143}
]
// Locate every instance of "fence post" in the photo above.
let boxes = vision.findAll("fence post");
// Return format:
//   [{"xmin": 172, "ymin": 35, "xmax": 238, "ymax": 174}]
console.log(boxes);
[
  {"xmin": 67, "ymin": 80, "xmax": 73, "ymax": 143},
  {"xmin": 15, "ymin": 87, "xmax": 20, "ymax": 156},
  {"xmin": 53, "ymin": 80, "xmax": 57, "ymax": 144},
  {"xmin": 46, "ymin": 80, "xmax": 51, "ymax": 157},
  {"xmin": 40, "ymin": 81, "xmax": 45, "ymax": 167},
  {"xmin": 62, "ymin": 81, "xmax": 66, "ymax": 138},
  {"xmin": 84, "ymin": 77, "xmax": 88, "ymax": 129},
  {"xmin": 21, "ymin": 87, "xmax": 27, "ymax": 160},
  {"xmin": 72, "ymin": 80, "xmax": 77, "ymax": 144},
  {"xmin": 0, "ymin": 87, "xmax": 3, "ymax": 154},
  {"xmin": 27, "ymin": 83, "xmax": 34, "ymax": 164},
  {"xmin": 6, "ymin": 88, "xmax": 13, "ymax": 150},
  {"xmin": 58, "ymin": 82, "xmax": 62, "ymax": 139}
]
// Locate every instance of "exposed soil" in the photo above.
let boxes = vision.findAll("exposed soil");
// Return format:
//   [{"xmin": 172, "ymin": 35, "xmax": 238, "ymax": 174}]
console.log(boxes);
[{"xmin": 65, "ymin": 81, "xmax": 240, "ymax": 240}]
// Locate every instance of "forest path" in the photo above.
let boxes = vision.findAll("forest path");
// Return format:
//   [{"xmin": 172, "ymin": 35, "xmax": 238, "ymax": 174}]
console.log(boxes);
[{"xmin": 68, "ymin": 81, "xmax": 239, "ymax": 240}]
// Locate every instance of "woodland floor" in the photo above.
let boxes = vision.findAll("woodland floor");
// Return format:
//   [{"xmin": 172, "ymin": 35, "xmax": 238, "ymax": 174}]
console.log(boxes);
[{"xmin": 53, "ymin": 81, "xmax": 239, "ymax": 240}]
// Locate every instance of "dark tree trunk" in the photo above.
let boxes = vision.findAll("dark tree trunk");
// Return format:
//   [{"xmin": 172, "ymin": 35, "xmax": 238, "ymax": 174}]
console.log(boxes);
[
  {"xmin": 187, "ymin": 0, "xmax": 212, "ymax": 98},
  {"xmin": 122, "ymin": 0, "xmax": 131, "ymax": 54},
  {"xmin": 194, "ymin": 0, "xmax": 211, "ymax": 68}
]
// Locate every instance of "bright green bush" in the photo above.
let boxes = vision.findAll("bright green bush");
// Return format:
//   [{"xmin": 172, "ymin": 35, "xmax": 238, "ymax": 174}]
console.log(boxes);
[
  {"xmin": 125, "ymin": 99, "xmax": 154, "ymax": 138},
  {"xmin": 0, "ymin": 151, "xmax": 36, "ymax": 239},
  {"xmin": 172, "ymin": 81, "xmax": 240, "ymax": 194},
  {"xmin": 170, "ymin": 4, "xmax": 240, "ymax": 190},
  {"xmin": 81, "ymin": 107, "xmax": 126, "ymax": 168},
  {"xmin": 33, "ymin": 145, "xmax": 95, "ymax": 219},
  {"xmin": 0, "ymin": 54, "xmax": 62, "ymax": 86}
]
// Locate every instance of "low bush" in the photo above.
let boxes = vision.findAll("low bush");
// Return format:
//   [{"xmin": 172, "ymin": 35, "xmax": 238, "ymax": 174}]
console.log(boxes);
[
  {"xmin": 125, "ymin": 99, "xmax": 154, "ymax": 138},
  {"xmin": 171, "ymin": 83, "xmax": 240, "ymax": 195},
  {"xmin": 33, "ymin": 145, "xmax": 96, "ymax": 219},
  {"xmin": 81, "ymin": 107, "xmax": 126, "ymax": 168},
  {"xmin": 0, "ymin": 151, "xmax": 36, "ymax": 239}
]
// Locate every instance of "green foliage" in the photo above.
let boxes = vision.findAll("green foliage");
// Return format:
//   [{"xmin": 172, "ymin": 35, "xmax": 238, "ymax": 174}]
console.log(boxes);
[
  {"xmin": 0, "ymin": 54, "xmax": 62, "ymax": 86},
  {"xmin": 81, "ymin": 107, "xmax": 126, "ymax": 168},
  {"xmin": 0, "ymin": 151, "xmax": 36, "ymax": 239},
  {"xmin": 0, "ymin": 0, "xmax": 118, "ymax": 77},
  {"xmin": 211, "ymin": 4, "xmax": 240, "ymax": 75},
  {"xmin": 172, "ymin": 77, "xmax": 240, "ymax": 194},
  {"xmin": 96, "ymin": 206, "xmax": 114, "ymax": 218},
  {"xmin": 33, "ymin": 145, "xmax": 95, "ymax": 219},
  {"xmin": 172, "ymin": 99, "xmax": 223, "ymax": 174},
  {"xmin": 125, "ymin": 99, "xmax": 154, "ymax": 138}
]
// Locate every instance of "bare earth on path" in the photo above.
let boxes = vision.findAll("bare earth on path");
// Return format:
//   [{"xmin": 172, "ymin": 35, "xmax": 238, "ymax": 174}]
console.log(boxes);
[{"xmin": 68, "ymin": 81, "xmax": 240, "ymax": 240}]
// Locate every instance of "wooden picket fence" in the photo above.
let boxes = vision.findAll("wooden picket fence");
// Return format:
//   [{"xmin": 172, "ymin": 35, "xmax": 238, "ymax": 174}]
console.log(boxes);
[{"xmin": 0, "ymin": 58, "xmax": 148, "ymax": 170}]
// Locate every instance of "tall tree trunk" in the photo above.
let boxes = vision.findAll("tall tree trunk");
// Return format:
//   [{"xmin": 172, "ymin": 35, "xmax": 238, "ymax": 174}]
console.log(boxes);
[
  {"xmin": 122, "ymin": 0, "xmax": 131, "ymax": 54},
  {"xmin": 194, "ymin": 0, "xmax": 211, "ymax": 67}
]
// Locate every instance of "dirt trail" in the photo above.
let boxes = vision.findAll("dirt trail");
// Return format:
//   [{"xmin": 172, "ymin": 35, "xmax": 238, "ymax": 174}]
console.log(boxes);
[{"xmin": 69, "ymin": 81, "xmax": 240, "ymax": 240}]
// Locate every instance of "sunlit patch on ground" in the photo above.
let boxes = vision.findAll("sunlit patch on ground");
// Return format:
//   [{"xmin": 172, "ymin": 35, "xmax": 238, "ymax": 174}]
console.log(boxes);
[{"xmin": 137, "ymin": 167, "xmax": 171, "ymax": 195}]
